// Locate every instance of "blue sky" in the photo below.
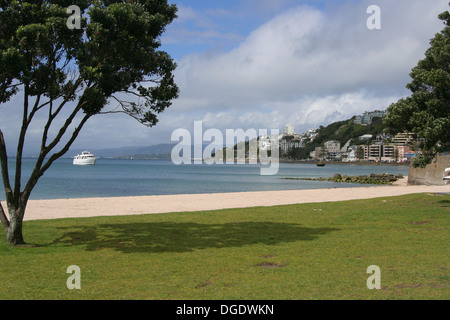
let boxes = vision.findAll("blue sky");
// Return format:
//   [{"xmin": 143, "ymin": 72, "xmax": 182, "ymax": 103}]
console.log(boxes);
[
  {"xmin": 162, "ymin": 0, "xmax": 330, "ymax": 59},
  {"xmin": 1, "ymin": 0, "xmax": 449, "ymax": 155}
]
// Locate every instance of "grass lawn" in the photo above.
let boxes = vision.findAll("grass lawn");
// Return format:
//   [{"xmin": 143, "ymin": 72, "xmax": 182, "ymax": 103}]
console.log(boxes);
[{"xmin": 0, "ymin": 193, "xmax": 449, "ymax": 300}]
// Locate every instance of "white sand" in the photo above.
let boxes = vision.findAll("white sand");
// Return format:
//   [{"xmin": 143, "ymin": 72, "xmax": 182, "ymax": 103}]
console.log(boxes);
[{"xmin": 19, "ymin": 177, "xmax": 449, "ymax": 221}]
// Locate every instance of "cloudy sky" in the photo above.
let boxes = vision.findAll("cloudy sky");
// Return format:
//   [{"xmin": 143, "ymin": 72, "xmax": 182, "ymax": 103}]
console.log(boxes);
[{"xmin": 1, "ymin": 0, "xmax": 449, "ymax": 155}]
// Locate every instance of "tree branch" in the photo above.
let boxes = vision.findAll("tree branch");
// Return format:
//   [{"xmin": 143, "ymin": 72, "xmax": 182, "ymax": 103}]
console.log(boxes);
[
  {"xmin": 0, "ymin": 200, "xmax": 10, "ymax": 230},
  {"xmin": 13, "ymin": 84, "xmax": 30, "ymax": 204},
  {"xmin": 44, "ymin": 103, "xmax": 84, "ymax": 153},
  {"xmin": 0, "ymin": 129, "xmax": 12, "ymax": 229},
  {"xmin": 0, "ymin": 129, "xmax": 13, "ymax": 205},
  {"xmin": 41, "ymin": 114, "xmax": 91, "ymax": 175},
  {"xmin": 40, "ymin": 79, "xmax": 83, "ymax": 150},
  {"xmin": 99, "ymin": 96, "xmax": 148, "ymax": 125},
  {"xmin": 21, "ymin": 113, "xmax": 91, "ymax": 204}
]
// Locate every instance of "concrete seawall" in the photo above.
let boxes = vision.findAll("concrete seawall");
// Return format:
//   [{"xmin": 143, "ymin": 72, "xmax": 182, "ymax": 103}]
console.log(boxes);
[{"xmin": 408, "ymin": 154, "xmax": 450, "ymax": 186}]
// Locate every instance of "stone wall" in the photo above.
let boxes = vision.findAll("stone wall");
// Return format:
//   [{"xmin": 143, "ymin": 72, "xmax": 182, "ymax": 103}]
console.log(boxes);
[{"xmin": 408, "ymin": 154, "xmax": 450, "ymax": 186}]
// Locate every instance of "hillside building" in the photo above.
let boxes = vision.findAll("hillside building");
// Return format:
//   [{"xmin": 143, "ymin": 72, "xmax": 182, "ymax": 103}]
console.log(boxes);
[
  {"xmin": 392, "ymin": 132, "xmax": 415, "ymax": 146},
  {"xmin": 280, "ymin": 137, "xmax": 303, "ymax": 154},
  {"xmin": 324, "ymin": 141, "xmax": 341, "ymax": 154},
  {"xmin": 354, "ymin": 110, "xmax": 387, "ymax": 125},
  {"xmin": 283, "ymin": 125, "xmax": 294, "ymax": 135},
  {"xmin": 357, "ymin": 145, "xmax": 411, "ymax": 162}
]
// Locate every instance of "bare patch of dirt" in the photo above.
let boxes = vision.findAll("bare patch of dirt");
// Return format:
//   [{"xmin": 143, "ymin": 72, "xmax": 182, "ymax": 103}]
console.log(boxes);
[
  {"xmin": 260, "ymin": 255, "xmax": 277, "ymax": 259},
  {"xmin": 431, "ymin": 283, "xmax": 447, "ymax": 288},
  {"xmin": 196, "ymin": 279, "xmax": 213, "ymax": 289},
  {"xmin": 13, "ymin": 244, "xmax": 41, "ymax": 248},
  {"xmin": 409, "ymin": 221, "xmax": 433, "ymax": 225},
  {"xmin": 394, "ymin": 283, "xmax": 424, "ymax": 289},
  {"xmin": 256, "ymin": 262, "xmax": 285, "ymax": 269}
]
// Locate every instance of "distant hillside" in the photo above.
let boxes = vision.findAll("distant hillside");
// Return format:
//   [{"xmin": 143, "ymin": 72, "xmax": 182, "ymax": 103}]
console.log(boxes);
[
  {"xmin": 290, "ymin": 116, "xmax": 385, "ymax": 159},
  {"xmin": 65, "ymin": 116, "xmax": 386, "ymax": 160},
  {"xmin": 66, "ymin": 143, "xmax": 177, "ymax": 158},
  {"xmin": 67, "ymin": 143, "xmax": 217, "ymax": 159},
  {"xmin": 312, "ymin": 116, "xmax": 384, "ymax": 146}
]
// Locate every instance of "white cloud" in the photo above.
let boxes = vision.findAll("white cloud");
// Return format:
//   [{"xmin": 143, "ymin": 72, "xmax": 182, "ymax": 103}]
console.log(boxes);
[
  {"xmin": 79, "ymin": 0, "xmax": 450, "ymax": 148},
  {"xmin": 170, "ymin": 0, "xmax": 448, "ymax": 132},
  {"xmin": 1, "ymin": 0, "xmax": 448, "ymax": 154}
]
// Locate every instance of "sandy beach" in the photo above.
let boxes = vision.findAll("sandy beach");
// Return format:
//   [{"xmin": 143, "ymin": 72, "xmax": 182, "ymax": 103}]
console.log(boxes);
[{"xmin": 19, "ymin": 177, "xmax": 449, "ymax": 221}]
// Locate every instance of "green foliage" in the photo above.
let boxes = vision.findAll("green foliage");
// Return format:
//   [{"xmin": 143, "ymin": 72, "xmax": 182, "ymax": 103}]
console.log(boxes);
[
  {"xmin": 356, "ymin": 146, "xmax": 365, "ymax": 160},
  {"xmin": 384, "ymin": 5, "xmax": 450, "ymax": 168},
  {"xmin": 292, "ymin": 117, "xmax": 385, "ymax": 160},
  {"xmin": 0, "ymin": 0, "xmax": 179, "ymax": 125},
  {"xmin": 0, "ymin": 1, "xmax": 179, "ymax": 244},
  {"xmin": 80, "ymin": 87, "xmax": 107, "ymax": 115}
]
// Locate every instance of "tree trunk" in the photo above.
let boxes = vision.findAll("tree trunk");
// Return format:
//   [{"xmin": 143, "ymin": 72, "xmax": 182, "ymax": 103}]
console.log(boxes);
[{"xmin": 5, "ymin": 208, "xmax": 25, "ymax": 245}]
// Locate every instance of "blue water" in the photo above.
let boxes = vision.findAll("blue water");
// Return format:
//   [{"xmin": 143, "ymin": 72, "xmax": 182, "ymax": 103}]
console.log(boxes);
[{"xmin": 1, "ymin": 158, "xmax": 410, "ymax": 200}]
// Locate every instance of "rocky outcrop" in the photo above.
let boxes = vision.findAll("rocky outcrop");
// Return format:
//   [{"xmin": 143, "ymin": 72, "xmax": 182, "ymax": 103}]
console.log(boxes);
[{"xmin": 284, "ymin": 173, "xmax": 404, "ymax": 185}]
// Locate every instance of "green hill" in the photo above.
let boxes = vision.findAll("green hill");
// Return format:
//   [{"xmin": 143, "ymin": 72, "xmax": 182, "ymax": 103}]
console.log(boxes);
[
  {"xmin": 288, "ymin": 116, "xmax": 385, "ymax": 159},
  {"xmin": 314, "ymin": 116, "xmax": 383, "ymax": 145}
]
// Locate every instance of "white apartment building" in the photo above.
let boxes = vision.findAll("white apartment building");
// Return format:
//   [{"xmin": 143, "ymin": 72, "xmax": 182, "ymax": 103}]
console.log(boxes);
[
  {"xmin": 283, "ymin": 125, "xmax": 294, "ymax": 135},
  {"xmin": 280, "ymin": 138, "xmax": 303, "ymax": 154},
  {"xmin": 324, "ymin": 141, "xmax": 341, "ymax": 154}
]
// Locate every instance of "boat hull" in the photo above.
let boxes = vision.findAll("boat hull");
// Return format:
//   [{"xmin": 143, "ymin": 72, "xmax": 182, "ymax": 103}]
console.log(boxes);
[
  {"xmin": 316, "ymin": 162, "xmax": 326, "ymax": 167},
  {"xmin": 73, "ymin": 158, "xmax": 96, "ymax": 165},
  {"xmin": 73, "ymin": 150, "xmax": 96, "ymax": 165}
]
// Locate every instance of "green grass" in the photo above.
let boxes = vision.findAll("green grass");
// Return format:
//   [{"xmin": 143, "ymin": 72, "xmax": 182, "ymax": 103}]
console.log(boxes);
[{"xmin": 0, "ymin": 193, "xmax": 449, "ymax": 300}]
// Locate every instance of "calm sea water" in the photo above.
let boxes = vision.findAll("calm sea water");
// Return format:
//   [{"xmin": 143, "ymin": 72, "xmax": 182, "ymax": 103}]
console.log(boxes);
[{"xmin": 1, "ymin": 158, "xmax": 410, "ymax": 200}]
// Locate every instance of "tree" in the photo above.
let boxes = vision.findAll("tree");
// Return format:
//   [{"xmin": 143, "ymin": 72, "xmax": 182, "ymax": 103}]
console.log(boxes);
[
  {"xmin": 394, "ymin": 147, "xmax": 400, "ymax": 163},
  {"xmin": 356, "ymin": 146, "xmax": 365, "ymax": 161},
  {"xmin": 384, "ymin": 4, "xmax": 450, "ymax": 168},
  {"xmin": 0, "ymin": 1, "xmax": 179, "ymax": 245}
]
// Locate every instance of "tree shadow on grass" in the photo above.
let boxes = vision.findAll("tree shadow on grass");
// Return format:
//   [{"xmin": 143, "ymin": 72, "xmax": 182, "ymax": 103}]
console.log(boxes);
[{"xmin": 52, "ymin": 222, "xmax": 340, "ymax": 254}]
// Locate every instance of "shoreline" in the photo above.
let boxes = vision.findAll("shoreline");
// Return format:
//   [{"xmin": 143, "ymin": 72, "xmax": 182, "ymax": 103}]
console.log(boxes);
[
  {"xmin": 280, "ymin": 160, "xmax": 411, "ymax": 166},
  {"xmin": 18, "ymin": 179, "xmax": 449, "ymax": 222}
]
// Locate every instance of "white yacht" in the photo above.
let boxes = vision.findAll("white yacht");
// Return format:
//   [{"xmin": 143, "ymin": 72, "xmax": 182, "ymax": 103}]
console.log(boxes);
[{"xmin": 73, "ymin": 151, "xmax": 97, "ymax": 165}]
